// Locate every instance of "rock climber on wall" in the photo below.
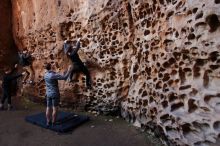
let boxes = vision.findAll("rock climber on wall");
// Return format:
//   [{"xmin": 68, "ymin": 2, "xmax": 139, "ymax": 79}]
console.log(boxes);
[
  {"xmin": 18, "ymin": 49, "xmax": 35, "ymax": 85},
  {"xmin": 63, "ymin": 38, "xmax": 92, "ymax": 89}
]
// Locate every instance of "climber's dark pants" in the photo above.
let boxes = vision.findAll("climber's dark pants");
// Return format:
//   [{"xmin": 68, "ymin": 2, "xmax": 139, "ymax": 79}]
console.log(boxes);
[
  {"xmin": 1, "ymin": 89, "xmax": 11, "ymax": 105},
  {"xmin": 69, "ymin": 63, "xmax": 91, "ymax": 87}
]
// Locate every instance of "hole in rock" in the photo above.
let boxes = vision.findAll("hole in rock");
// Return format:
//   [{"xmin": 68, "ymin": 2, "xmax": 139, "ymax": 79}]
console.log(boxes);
[
  {"xmin": 203, "ymin": 70, "xmax": 210, "ymax": 88},
  {"xmin": 210, "ymin": 65, "xmax": 220, "ymax": 70},
  {"xmin": 195, "ymin": 12, "xmax": 203, "ymax": 20},
  {"xmin": 183, "ymin": 68, "xmax": 191, "ymax": 73},
  {"xmin": 195, "ymin": 59, "xmax": 207, "ymax": 66},
  {"xmin": 175, "ymin": 31, "xmax": 179, "ymax": 37},
  {"xmin": 142, "ymin": 99, "xmax": 148, "ymax": 106},
  {"xmin": 58, "ymin": 0, "xmax": 61, "ymax": 6},
  {"xmin": 160, "ymin": 114, "xmax": 169, "ymax": 123},
  {"xmin": 193, "ymin": 122, "xmax": 210, "ymax": 132},
  {"xmin": 193, "ymin": 66, "xmax": 201, "ymax": 78},
  {"xmin": 168, "ymin": 80, "xmax": 174, "ymax": 86},
  {"xmin": 162, "ymin": 73, "xmax": 170, "ymax": 82},
  {"xmin": 189, "ymin": 88, "xmax": 198, "ymax": 96},
  {"xmin": 159, "ymin": 0, "xmax": 164, "ymax": 5},
  {"xmin": 188, "ymin": 33, "xmax": 195, "ymax": 40},
  {"xmin": 205, "ymin": 14, "xmax": 220, "ymax": 32},
  {"xmin": 179, "ymin": 85, "xmax": 191, "ymax": 90},
  {"xmin": 204, "ymin": 94, "xmax": 217, "ymax": 103},
  {"xmin": 213, "ymin": 121, "xmax": 220, "ymax": 132},
  {"xmin": 144, "ymin": 30, "xmax": 150, "ymax": 36},
  {"xmin": 171, "ymin": 102, "xmax": 184, "ymax": 112},
  {"xmin": 179, "ymin": 67, "xmax": 186, "ymax": 84},
  {"xmin": 176, "ymin": 1, "xmax": 183, "ymax": 9},
  {"xmin": 168, "ymin": 93, "xmax": 177, "ymax": 102},
  {"xmin": 195, "ymin": 22, "xmax": 206, "ymax": 28},
  {"xmin": 215, "ymin": 0, "xmax": 220, "ymax": 4},
  {"xmin": 156, "ymin": 81, "xmax": 162, "ymax": 89},
  {"xmin": 161, "ymin": 100, "xmax": 168, "ymax": 108},
  {"xmin": 188, "ymin": 99, "xmax": 198, "ymax": 113},
  {"xmin": 181, "ymin": 123, "xmax": 192, "ymax": 135},
  {"xmin": 209, "ymin": 51, "xmax": 219, "ymax": 62},
  {"xmin": 192, "ymin": 8, "xmax": 198, "ymax": 13}
]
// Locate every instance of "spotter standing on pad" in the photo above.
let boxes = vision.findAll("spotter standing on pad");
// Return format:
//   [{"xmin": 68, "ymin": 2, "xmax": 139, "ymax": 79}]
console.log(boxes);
[{"xmin": 44, "ymin": 63, "xmax": 71, "ymax": 126}]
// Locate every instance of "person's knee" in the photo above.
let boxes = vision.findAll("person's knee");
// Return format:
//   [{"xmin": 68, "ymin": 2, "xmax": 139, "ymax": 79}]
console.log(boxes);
[
  {"xmin": 46, "ymin": 107, "xmax": 52, "ymax": 112},
  {"xmin": 52, "ymin": 107, "xmax": 57, "ymax": 113}
]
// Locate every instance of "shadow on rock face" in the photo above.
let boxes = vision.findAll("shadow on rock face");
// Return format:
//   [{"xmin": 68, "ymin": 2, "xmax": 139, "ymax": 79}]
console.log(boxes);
[{"xmin": 0, "ymin": 0, "xmax": 18, "ymax": 70}]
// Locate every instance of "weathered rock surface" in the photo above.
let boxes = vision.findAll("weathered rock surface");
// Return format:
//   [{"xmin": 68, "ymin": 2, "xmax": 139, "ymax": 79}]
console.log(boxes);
[
  {"xmin": 9, "ymin": 0, "xmax": 220, "ymax": 145},
  {"xmin": 0, "ymin": 0, "xmax": 17, "ymax": 70}
]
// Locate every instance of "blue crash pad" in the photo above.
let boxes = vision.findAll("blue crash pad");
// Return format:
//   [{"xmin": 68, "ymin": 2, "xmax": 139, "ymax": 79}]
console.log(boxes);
[{"xmin": 25, "ymin": 112, "xmax": 89, "ymax": 133}]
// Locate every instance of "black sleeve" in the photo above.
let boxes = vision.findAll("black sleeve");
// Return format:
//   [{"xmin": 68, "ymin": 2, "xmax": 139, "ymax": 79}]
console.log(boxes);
[
  {"xmin": 10, "ymin": 67, "xmax": 17, "ymax": 74},
  {"xmin": 9, "ymin": 74, "xmax": 22, "ymax": 80}
]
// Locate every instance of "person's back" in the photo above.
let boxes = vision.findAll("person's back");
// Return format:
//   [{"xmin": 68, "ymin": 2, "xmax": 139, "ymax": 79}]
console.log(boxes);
[{"xmin": 44, "ymin": 71, "xmax": 60, "ymax": 98}]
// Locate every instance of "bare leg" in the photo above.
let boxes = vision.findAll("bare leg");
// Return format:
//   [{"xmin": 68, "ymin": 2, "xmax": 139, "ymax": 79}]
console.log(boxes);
[
  {"xmin": 22, "ymin": 67, "xmax": 30, "ymax": 83},
  {"xmin": 25, "ymin": 66, "xmax": 35, "ymax": 84},
  {"xmin": 52, "ymin": 106, "xmax": 57, "ymax": 124},
  {"xmin": 46, "ymin": 107, "xmax": 52, "ymax": 125},
  {"xmin": 28, "ymin": 65, "xmax": 35, "ymax": 82},
  {"xmin": 68, "ymin": 64, "xmax": 74, "ymax": 82}
]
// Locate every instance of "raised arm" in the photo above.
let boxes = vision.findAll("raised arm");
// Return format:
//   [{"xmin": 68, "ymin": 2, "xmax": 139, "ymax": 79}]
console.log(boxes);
[
  {"xmin": 9, "ymin": 71, "xmax": 26, "ymax": 81},
  {"xmin": 50, "ymin": 70, "xmax": 70, "ymax": 80}
]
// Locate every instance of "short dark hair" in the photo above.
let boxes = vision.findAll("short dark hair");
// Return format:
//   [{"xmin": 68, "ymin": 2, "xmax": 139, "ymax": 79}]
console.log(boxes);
[{"xmin": 45, "ymin": 63, "xmax": 51, "ymax": 70}]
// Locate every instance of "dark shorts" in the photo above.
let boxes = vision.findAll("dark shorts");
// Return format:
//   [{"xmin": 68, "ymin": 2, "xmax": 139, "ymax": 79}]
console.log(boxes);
[{"xmin": 46, "ymin": 97, "xmax": 60, "ymax": 107}]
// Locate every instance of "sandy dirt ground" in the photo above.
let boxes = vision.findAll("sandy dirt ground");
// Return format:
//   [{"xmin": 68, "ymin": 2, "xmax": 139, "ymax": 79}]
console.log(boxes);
[{"xmin": 0, "ymin": 99, "xmax": 163, "ymax": 146}]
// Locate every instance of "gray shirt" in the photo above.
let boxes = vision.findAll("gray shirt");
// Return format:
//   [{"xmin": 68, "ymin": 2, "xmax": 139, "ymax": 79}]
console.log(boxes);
[{"xmin": 44, "ymin": 70, "xmax": 69, "ymax": 98}]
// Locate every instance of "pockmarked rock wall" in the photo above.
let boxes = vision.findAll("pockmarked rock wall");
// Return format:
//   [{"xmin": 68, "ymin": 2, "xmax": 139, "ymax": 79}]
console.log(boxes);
[{"xmin": 12, "ymin": 0, "xmax": 220, "ymax": 145}]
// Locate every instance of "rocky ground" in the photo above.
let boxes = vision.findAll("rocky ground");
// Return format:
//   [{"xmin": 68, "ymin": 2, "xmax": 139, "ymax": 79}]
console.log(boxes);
[{"xmin": 0, "ymin": 97, "xmax": 164, "ymax": 146}]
